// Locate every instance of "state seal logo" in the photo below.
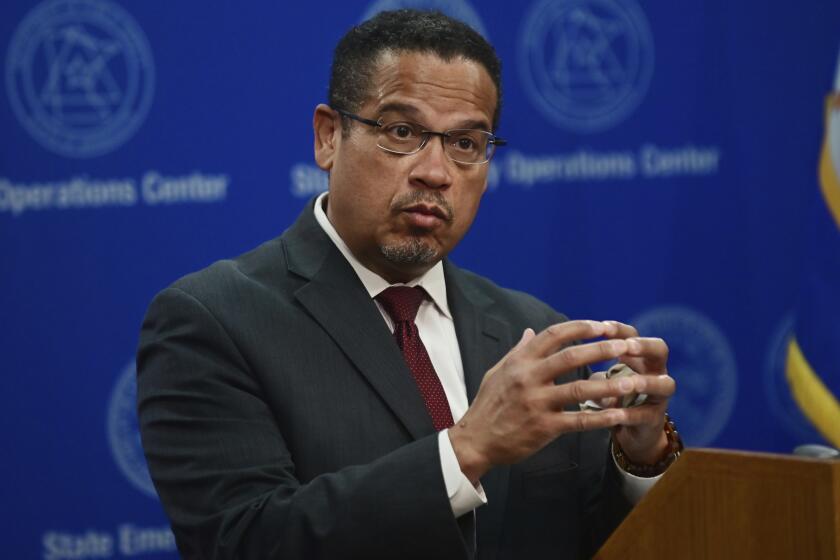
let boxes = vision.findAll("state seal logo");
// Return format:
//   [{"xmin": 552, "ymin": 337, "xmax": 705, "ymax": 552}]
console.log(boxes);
[
  {"xmin": 362, "ymin": 0, "xmax": 489, "ymax": 38},
  {"xmin": 5, "ymin": 0, "xmax": 155, "ymax": 158},
  {"xmin": 107, "ymin": 361, "xmax": 156, "ymax": 498},
  {"xmin": 762, "ymin": 314, "xmax": 822, "ymax": 441},
  {"xmin": 518, "ymin": 0, "xmax": 654, "ymax": 133},
  {"xmin": 631, "ymin": 305, "xmax": 737, "ymax": 446}
]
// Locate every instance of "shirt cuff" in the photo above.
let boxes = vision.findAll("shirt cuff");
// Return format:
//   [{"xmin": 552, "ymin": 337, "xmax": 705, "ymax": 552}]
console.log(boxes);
[
  {"xmin": 612, "ymin": 448, "xmax": 662, "ymax": 504},
  {"xmin": 438, "ymin": 429, "xmax": 487, "ymax": 517}
]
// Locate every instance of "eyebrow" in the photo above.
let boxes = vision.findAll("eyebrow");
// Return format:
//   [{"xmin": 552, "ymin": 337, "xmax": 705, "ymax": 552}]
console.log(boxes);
[{"xmin": 376, "ymin": 102, "xmax": 492, "ymax": 132}]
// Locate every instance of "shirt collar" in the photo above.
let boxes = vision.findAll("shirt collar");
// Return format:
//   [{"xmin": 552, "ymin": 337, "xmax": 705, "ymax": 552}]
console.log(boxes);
[{"xmin": 313, "ymin": 192, "xmax": 452, "ymax": 319}]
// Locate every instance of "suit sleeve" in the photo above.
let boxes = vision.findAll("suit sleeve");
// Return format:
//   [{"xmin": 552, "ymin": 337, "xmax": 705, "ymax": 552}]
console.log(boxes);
[{"xmin": 137, "ymin": 287, "xmax": 470, "ymax": 560}]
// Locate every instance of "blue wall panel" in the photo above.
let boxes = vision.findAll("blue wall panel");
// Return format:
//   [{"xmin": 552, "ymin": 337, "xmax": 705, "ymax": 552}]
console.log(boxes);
[{"xmin": 2, "ymin": 0, "xmax": 837, "ymax": 557}]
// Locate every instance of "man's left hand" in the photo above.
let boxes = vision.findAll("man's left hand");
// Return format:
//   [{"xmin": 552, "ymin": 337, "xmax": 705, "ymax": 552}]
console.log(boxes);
[{"xmin": 600, "ymin": 320, "xmax": 676, "ymax": 466}]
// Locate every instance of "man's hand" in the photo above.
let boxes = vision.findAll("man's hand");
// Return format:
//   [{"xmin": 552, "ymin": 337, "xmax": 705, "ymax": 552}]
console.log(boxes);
[
  {"xmin": 448, "ymin": 320, "xmax": 676, "ymax": 484},
  {"xmin": 601, "ymin": 320, "xmax": 674, "ymax": 466}
]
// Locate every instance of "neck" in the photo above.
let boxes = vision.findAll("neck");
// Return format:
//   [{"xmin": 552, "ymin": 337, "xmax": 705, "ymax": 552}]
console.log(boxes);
[{"xmin": 372, "ymin": 258, "xmax": 435, "ymax": 285}]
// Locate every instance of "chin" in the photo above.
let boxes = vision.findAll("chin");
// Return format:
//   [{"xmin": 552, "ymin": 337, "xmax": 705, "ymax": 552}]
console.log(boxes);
[{"xmin": 379, "ymin": 237, "xmax": 441, "ymax": 266}]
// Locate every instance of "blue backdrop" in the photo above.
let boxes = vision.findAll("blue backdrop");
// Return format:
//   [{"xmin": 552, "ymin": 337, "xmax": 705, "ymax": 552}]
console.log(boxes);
[{"xmin": 2, "ymin": 0, "xmax": 838, "ymax": 557}]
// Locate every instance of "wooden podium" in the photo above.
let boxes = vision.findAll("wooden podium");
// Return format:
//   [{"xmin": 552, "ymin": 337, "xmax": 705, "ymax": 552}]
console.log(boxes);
[{"xmin": 595, "ymin": 449, "xmax": 840, "ymax": 559}]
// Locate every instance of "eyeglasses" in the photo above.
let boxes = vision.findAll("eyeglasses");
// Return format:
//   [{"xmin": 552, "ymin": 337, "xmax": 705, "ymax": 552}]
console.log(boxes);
[{"xmin": 335, "ymin": 108, "xmax": 506, "ymax": 165}]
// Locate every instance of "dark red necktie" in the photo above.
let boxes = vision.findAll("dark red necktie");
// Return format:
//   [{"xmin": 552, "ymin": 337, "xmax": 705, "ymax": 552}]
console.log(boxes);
[{"xmin": 376, "ymin": 286, "xmax": 454, "ymax": 432}]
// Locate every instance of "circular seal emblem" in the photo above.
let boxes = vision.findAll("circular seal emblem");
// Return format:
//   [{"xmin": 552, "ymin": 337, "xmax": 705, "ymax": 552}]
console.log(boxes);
[
  {"xmin": 631, "ymin": 305, "xmax": 737, "ymax": 446},
  {"xmin": 518, "ymin": 0, "xmax": 654, "ymax": 133},
  {"xmin": 5, "ymin": 0, "xmax": 155, "ymax": 158},
  {"xmin": 762, "ymin": 314, "xmax": 822, "ymax": 442},
  {"xmin": 362, "ymin": 0, "xmax": 489, "ymax": 38},
  {"xmin": 107, "ymin": 361, "xmax": 156, "ymax": 498}
]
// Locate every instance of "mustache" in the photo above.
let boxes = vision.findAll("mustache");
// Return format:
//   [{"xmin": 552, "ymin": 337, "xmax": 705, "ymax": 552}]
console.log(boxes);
[{"xmin": 391, "ymin": 190, "xmax": 454, "ymax": 223}]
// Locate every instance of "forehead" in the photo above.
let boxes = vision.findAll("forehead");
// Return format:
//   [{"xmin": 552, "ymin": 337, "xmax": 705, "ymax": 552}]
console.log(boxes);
[{"xmin": 363, "ymin": 51, "xmax": 497, "ymax": 127}]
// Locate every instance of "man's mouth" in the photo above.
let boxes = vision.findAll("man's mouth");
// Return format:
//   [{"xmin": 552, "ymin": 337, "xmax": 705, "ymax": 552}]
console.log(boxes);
[
  {"xmin": 400, "ymin": 203, "xmax": 450, "ymax": 229},
  {"xmin": 402, "ymin": 203, "xmax": 449, "ymax": 220}
]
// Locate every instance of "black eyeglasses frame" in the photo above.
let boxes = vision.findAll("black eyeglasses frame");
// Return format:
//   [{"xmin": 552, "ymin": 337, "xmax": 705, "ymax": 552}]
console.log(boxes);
[{"xmin": 334, "ymin": 108, "xmax": 506, "ymax": 165}]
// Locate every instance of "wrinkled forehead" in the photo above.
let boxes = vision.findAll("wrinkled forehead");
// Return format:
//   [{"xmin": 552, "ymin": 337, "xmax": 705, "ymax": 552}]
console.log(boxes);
[{"xmin": 363, "ymin": 50, "xmax": 498, "ymax": 128}]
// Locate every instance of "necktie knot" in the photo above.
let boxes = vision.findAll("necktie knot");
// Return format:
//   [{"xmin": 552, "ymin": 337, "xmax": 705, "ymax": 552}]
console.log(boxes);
[{"xmin": 376, "ymin": 286, "xmax": 426, "ymax": 323}]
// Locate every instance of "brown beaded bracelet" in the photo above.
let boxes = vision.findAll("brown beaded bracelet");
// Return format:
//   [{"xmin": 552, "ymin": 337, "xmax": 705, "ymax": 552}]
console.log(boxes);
[{"xmin": 612, "ymin": 413, "xmax": 684, "ymax": 477}]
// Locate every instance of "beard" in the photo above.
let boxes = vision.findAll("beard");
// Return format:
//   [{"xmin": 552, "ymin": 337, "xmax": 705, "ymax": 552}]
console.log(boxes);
[{"xmin": 379, "ymin": 237, "xmax": 439, "ymax": 265}]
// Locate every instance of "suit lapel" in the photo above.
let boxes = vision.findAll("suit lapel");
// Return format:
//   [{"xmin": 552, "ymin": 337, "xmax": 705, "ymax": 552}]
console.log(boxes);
[
  {"xmin": 285, "ymin": 203, "xmax": 435, "ymax": 440},
  {"xmin": 444, "ymin": 263, "xmax": 507, "ymax": 402}
]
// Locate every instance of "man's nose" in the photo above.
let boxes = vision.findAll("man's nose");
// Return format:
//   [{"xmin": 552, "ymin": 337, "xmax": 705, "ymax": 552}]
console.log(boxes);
[{"xmin": 408, "ymin": 135, "xmax": 454, "ymax": 190}]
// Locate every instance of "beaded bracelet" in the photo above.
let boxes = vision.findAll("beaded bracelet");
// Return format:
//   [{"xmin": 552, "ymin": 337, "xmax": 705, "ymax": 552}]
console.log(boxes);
[{"xmin": 612, "ymin": 413, "xmax": 684, "ymax": 477}]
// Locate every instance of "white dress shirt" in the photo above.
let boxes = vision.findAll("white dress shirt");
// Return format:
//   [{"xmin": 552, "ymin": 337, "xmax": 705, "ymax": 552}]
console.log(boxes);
[{"xmin": 312, "ymin": 192, "xmax": 658, "ymax": 518}]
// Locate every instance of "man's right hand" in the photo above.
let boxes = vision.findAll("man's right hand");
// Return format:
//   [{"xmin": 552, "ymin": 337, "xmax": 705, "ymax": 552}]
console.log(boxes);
[{"xmin": 448, "ymin": 320, "xmax": 649, "ymax": 485}]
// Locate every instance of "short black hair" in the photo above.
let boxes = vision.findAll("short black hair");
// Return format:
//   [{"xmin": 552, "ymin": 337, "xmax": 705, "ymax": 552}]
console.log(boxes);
[{"xmin": 328, "ymin": 9, "xmax": 502, "ymax": 131}]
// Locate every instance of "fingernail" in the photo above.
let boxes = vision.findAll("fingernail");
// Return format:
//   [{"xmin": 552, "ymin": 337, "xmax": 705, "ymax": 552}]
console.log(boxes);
[{"xmin": 627, "ymin": 339, "xmax": 642, "ymax": 353}]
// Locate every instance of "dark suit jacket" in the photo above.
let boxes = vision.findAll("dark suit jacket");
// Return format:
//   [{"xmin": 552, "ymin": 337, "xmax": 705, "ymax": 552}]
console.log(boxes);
[{"xmin": 137, "ymin": 199, "xmax": 632, "ymax": 560}]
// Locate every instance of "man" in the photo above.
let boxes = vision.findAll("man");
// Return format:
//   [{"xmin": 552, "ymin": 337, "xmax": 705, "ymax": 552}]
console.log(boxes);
[{"xmin": 137, "ymin": 10, "xmax": 678, "ymax": 560}]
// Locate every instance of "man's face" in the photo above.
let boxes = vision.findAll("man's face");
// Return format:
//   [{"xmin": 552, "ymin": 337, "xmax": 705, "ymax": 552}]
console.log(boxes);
[{"xmin": 314, "ymin": 51, "xmax": 498, "ymax": 283}]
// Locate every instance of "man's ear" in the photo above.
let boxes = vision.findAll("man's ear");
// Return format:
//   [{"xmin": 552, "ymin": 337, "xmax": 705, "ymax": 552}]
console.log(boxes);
[{"xmin": 313, "ymin": 104, "xmax": 340, "ymax": 171}]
